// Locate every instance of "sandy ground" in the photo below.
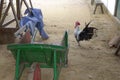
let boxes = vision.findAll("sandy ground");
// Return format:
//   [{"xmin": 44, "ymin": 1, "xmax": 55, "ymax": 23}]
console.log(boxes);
[{"xmin": 1, "ymin": 0, "xmax": 120, "ymax": 80}]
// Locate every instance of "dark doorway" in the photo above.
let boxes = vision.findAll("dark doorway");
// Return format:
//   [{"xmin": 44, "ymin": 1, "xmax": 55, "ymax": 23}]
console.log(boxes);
[{"xmin": 116, "ymin": 0, "xmax": 120, "ymax": 20}]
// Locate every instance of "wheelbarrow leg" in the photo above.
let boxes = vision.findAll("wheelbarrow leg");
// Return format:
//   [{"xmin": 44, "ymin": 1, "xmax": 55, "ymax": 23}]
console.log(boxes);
[
  {"xmin": 15, "ymin": 50, "xmax": 20, "ymax": 80},
  {"xmin": 53, "ymin": 50, "xmax": 58, "ymax": 80}
]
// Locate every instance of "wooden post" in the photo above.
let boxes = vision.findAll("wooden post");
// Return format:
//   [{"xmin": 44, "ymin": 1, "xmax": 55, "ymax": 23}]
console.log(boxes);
[
  {"xmin": 0, "ymin": 0, "xmax": 4, "ymax": 20},
  {"xmin": 16, "ymin": 0, "xmax": 21, "ymax": 19},
  {"xmin": 91, "ymin": 0, "xmax": 94, "ymax": 5}
]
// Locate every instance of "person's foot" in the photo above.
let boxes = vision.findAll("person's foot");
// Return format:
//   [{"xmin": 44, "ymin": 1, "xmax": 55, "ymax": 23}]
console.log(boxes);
[{"xmin": 42, "ymin": 37, "xmax": 49, "ymax": 40}]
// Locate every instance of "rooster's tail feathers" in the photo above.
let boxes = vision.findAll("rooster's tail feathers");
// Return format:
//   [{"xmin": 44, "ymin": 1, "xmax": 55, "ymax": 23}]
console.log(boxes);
[{"xmin": 83, "ymin": 20, "xmax": 93, "ymax": 31}]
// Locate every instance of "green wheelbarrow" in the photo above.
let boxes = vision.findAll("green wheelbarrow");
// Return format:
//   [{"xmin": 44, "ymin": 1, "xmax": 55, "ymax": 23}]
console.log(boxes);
[{"xmin": 7, "ymin": 31, "xmax": 69, "ymax": 80}]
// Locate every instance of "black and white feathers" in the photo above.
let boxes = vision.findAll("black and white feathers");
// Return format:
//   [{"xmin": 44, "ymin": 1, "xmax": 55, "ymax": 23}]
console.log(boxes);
[{"xmin": 74, "ymin": 21, "xmax": 97, "ymax": 46}]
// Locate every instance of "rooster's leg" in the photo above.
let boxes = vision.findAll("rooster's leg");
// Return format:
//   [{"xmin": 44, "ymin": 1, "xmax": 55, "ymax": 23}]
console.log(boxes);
[{"xmin": 77, "ymin": 42, "xmax": 80, "ymax": 46}]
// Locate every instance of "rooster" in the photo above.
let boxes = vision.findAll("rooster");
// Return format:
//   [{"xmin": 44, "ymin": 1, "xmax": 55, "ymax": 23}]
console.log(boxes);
[{"xmin": 74, "ymin": 21, "xmax": 97, "ymax": 46}]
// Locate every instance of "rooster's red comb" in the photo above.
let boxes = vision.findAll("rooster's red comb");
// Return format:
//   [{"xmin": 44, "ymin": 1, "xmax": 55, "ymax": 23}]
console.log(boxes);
[{"xmin": 75, "ymin": 21, "xmax": 80, "ymax": 26}]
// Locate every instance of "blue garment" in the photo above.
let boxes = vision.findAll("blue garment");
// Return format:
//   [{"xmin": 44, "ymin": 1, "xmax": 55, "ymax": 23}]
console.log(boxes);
[
  {"xmin": 20, "ymin": 17, "xmax": 37, "ymax": 36},
  {"xmin": 20, "ymin": 8, "xmax": 49, "ymax": 39}
]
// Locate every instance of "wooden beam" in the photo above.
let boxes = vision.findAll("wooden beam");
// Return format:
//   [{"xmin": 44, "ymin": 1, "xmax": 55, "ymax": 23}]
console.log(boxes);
[
  {"xmin": 2, "ymin": 19, "xmax": 15, "ymax": 27},
  {"xmin": 10, "ymin": 0, "xmax": 20, "ymax": 28},
  {"xmin": 23, "ymin": 0, "xmax": 31, "ymax": 13},
  {"xmin": 0, "ymin": 2, "xmax": 11, "ymax": 27}
]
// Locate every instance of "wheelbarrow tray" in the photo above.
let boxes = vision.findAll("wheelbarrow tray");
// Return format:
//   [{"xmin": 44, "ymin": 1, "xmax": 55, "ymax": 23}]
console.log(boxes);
[{"xmin": 8, "ymin": 43, "xmax": 68, "ymax": 67}]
